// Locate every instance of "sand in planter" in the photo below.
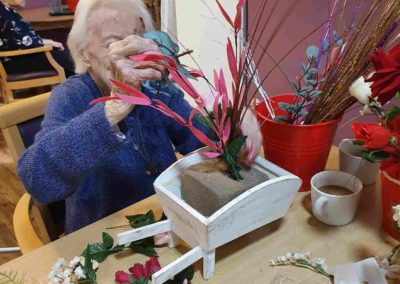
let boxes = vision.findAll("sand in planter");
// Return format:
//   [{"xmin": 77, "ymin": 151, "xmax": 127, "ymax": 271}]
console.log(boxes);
[{"xmin": 181, "ymin": 159, "xmax": 269, "ymax": 216}]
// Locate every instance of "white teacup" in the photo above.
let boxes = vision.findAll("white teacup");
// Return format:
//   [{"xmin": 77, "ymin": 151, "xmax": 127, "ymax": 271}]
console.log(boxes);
[
  {"xmin": 311, "ymin": 171, "xmax": 363, "ymax": 226},
  {"xmin": 339, "ymin": 139, "xmax": 379, "ymax": 185}
]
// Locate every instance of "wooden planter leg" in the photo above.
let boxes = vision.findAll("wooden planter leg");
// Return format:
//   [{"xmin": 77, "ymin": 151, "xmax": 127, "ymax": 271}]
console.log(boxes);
[
  {"xmin": 152, "ymin": 246, "xmax": 203, "ymax": 284},
  {"xmin": 168, "ymin": 231, "xmax": 180, "ymax": 248},
  {"xmin": 117, "ymin": 220, "xmax": 172, "ymax": 245},
  {"xmin": 202, "ymin": 249, "xmax": 215, "ymax": 280}
]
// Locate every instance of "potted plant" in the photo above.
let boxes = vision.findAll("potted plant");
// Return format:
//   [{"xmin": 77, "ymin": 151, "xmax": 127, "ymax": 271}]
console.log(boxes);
[{"xmin": 255, "ymin": 1, "xmax": 400, "ymax": 191}]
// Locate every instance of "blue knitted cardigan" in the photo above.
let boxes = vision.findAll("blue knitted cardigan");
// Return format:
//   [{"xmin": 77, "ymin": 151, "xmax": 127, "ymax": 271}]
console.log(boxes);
[{"xmin": 18, "ymin": 74, "xmax": 204, "ymax": 234}]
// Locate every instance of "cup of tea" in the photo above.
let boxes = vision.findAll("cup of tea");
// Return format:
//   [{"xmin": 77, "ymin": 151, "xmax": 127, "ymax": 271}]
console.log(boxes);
[
  {"xmin": 339, "ymin": 139, "xmax": 379, "ymax": 185},
  {"xmin": 311, "ymin": 170, "xmax": 363, "ymax": 226}
]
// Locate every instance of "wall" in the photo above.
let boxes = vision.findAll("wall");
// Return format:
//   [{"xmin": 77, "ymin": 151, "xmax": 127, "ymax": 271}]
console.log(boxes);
[{"xmin": 175, "ymin": 0, "xmax": 237, "ymax": 101}]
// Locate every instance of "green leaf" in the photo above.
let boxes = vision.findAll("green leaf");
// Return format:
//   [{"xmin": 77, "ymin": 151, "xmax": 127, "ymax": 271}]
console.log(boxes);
[
  {"xmin": 144, "ymin": 31, "xmax": 179, "ymax": 58},
  {"xmin": 129, "ymin": 237, "xmax": 158, "ymax": 257},
  {"xmin": 361, "ymin": 151, "xmax": 389, "ymax": 163},
  {"xmin": 300, "ymin": 62, "xmax": 308, "ymax": 73},
  {"xmin": 165, "ymin": 265, "xmax": 195, "ymax": 284},
  {"xmin": 102, "ymin": 232, "xmax": 113, "ymax": 250},
  {"xmin": 226, "ymin": 135, "xmax": 247, "ymax": 161},
  {"xmin": 289, "ymin": 80, "xmax": 300, "ymax": 92},
  {"xmin": 273, "ymin": 116, "xmax": 289, "ymax": 123},
  {"xmin": 306, "ymin": 45, "xmax": 319, "ymax": 59},
  {"xmin": 387, "ymin": 106, "xmax": 400, "ymax": 121},
  {"xmin": 310, "ymin": 90, "xmax": 322, "ymax": 98},
  {"xmin": 396, "ymin": 91, "xmax": 400, "ymax": 99},
  {"xmin": 353, "ymin": 140, "xmax": 364, "ymax": 146},
  {"xmin": 195, "ymin": 114, "xmax": 211, "ymax": 129},
  {"xmin": 126, "ymin": 210, "xmax": 155, "ymax": 228},
  {"xmin": 159, "ymin": 212, "xmax": 168, "ymax": 221},
  {"xmin": 83, "ymin": 245, "xmax": 97, "ymax": 282}
]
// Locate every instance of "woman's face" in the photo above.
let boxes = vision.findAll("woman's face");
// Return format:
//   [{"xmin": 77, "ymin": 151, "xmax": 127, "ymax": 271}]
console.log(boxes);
[{"xmin": 83, "ymin": 2, "xmax": 145, "ymax": 90}]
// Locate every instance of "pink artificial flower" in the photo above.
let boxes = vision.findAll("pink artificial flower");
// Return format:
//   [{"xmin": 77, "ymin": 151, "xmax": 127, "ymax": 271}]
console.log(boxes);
[
  {"xmin": 115, "ymin": 271, "xmax": 131, "ymax": 283},
  {"xmin": 129, "ymin": 263, "xmax": 146, "ymax": 280},
  {"xmin": 144, "ymin": 257, "xmax": 161, "ymax": 276}
]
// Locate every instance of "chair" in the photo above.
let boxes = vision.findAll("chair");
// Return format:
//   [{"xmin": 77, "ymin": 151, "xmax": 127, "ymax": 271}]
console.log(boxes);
[
  {"xmin": 0, "ymin": 93, "xmax": 65, "ymax": 253},
  {"xmin": 0, "ymin": 46, "xmax": 66, "ymax": 104}
]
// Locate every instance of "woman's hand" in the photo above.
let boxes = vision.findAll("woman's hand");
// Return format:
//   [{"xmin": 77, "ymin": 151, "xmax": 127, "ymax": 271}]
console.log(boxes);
[
  {"xmin": 108, "ymin": 34, "xmax": 165, "ymax": 89},
  {"xmin": 43, "ymin": 39, "xmax": 65, "ymax": 51},
  {"xmin": 104, "ymin": 35, "xmax": 165, "ymax": 127}
]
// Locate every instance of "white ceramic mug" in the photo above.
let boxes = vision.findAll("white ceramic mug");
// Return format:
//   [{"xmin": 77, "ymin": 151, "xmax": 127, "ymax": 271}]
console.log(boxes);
[
  {"xmin": 311, "ymin": 171, "xmax": 363, "ymax": 226},
  {"xmin": 339, "ymin": 139, "xmax": 379, "ymax": 185}
]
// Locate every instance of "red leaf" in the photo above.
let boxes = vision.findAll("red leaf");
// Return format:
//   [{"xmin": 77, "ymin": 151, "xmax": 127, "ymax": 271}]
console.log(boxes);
[
  {"xmin": 89, "ymin": 96, "xmax": 119, "ymax": 105},
  {"xmin": 110, "ymin": 79, "xmax": 141, "ymax": 96},
  {"xmin": 169, "ymin": 70, "xmax": 204, "ymax": 107},
  {"xmin": 152, "ymin": 99, "xmax": 187, "ymax": 125},
  {"xmin": 234, "ymin": 0, "xmax": 246, "ymax": 31},
  {"xmin": 129, "ymin": 51, "xmax": 177, "ymax": 69},
  {"xmin": 222, "ymin": 118, "xmax": 231, "ymax": 143},
  {"xmin": 202, "ymin": 151, "xmax": 222, "ymax": 158},
  {"xmin": 227, "ymin": 38, "xmax": 238, "ymax": 83},
  {"xmin": 215, "ymin": 0, "xmax": 234, "ymax": 28},
  {"xmin": 114, "ymin": 91, "xmax": 152, "ymax": 106},
  {"xmin": 189, "ymin": 109, "xmax": 219, "ymax": 151}
]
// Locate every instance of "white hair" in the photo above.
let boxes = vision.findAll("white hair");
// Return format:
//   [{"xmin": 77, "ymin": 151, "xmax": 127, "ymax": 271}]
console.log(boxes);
[{"xmin": 67, "ymin": 0, "xmax": 154, "ymax": 73}]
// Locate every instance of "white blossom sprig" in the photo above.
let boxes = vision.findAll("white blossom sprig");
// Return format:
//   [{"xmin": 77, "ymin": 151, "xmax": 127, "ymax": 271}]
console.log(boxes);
[
  {"xmin": 270, "ymin": 252, "xmax": 333, "ymax": 280},
  {"xmin": 48, "ymin": 257, "xmax": 99, "ymax": 284}
]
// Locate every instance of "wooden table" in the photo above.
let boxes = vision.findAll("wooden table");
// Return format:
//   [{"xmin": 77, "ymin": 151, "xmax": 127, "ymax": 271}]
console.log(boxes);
[
  {"xmin": 0, "ymin": 147, "xmax": 394, "ymax": 283},
  {"xmin": 19, "ymin": 6, "xmax": 74, "ymax": 31}
]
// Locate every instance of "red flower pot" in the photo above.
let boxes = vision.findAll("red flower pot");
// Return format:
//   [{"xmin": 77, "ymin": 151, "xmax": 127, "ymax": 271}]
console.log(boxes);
[
  {"xmin": 67, "ymin": 0, "xmax": 79, "ymax": 13},
  {"xmin": 256, "ymin": 94, "xmax": 339, "ymax": 192},
  {"xmin": 381, "ymin": 170, "xmax": 400, "ymax": 242}
]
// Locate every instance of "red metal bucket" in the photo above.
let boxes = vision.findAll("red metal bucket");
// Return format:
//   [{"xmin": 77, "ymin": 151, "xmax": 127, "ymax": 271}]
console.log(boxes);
[
  {"xmin": 381, "ymin": 170, "xmax": 400, "ymax": 242},
  {"xmin": 256, "ymin": 94, "xmax": 339, "ymax": 192}
]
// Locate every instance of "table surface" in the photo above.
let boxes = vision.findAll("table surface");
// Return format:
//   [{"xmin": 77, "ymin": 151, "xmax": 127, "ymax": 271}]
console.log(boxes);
[
  {"xmin": 19, "ymin": 6, "xmax": 74, "ymax": 23},
  {"xmin": 0, "ymin": 147, "xmax": 394, "ymax": 283}
]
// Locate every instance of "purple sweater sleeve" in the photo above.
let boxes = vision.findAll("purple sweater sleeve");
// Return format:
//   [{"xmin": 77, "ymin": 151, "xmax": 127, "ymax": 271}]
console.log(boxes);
[{"xmin": 17, "ymin": 86, "xmax": 126, "ymax": 203}]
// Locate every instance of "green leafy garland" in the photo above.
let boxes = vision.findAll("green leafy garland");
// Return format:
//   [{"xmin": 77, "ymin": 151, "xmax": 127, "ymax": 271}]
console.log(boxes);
[{"xmin": 78, "ymin": 210, "xmax": 194, "ymax": 283}]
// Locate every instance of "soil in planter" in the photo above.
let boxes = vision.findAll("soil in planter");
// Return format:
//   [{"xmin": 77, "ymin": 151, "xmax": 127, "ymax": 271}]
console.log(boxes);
[{"xmin": 181, "ymin": 158, "xmax": 269, "ymax": 216}]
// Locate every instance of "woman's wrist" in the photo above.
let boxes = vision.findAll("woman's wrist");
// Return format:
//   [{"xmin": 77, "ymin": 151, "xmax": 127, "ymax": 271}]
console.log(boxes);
[{"xmin": 104, "ymin": 100, "xmax": 134, "ymax": 127}]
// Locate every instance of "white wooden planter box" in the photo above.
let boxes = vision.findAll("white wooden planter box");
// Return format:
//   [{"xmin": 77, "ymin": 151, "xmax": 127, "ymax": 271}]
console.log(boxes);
[{"xmin": 118, "ymin": 148, "xmax": 302, "ymax": 283}]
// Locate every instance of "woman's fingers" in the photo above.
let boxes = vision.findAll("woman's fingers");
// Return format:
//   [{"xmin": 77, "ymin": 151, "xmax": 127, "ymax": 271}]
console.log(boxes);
[{"xmin": 109, "ymin": 35, "xmax": 159, "ymax": 57}]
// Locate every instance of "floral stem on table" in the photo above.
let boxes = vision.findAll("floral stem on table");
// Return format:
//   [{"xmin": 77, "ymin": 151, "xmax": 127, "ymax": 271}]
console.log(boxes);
[{"xmin": 270, "ymin": 252, "xmax": 334, "ymax": 282}]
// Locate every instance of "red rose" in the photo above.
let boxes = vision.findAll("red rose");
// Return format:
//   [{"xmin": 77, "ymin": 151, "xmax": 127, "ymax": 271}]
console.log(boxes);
[
  {"xmin": 366, "ymin": 44, "xmax": 400, "ymax": 105},
  {"xmin": 144, "ymin": 256, "xmax": 161, "ymax": 277},
  {"xmin": 352, "ymin": 123, "xmax": 391, "ymax": 149},
  {"xmin": 129, "ymin": 263, "xmax": 146, "ymax": 280},
  {"xmin": 115, "ymin": 271, "xmax": 131, "ymax": 283}
]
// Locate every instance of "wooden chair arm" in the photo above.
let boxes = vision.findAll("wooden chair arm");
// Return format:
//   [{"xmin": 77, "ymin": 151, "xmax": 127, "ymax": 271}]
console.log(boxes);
[
  {"xmin": 0, "ymin": 92, "xmax": 50, "ymax": 128},
  {"xmin": 0, "ymin": 46, "xmax": 53, "ymax": 58},
  {"xmin": 13, "ymin": 193, "xmax": 45, "ymax": 254}
]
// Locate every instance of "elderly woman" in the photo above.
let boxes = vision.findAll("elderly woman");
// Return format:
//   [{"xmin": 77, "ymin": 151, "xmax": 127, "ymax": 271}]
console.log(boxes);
[{"xmin": 17, "ymin": 0, "xmax": 205, "ymax": 234}]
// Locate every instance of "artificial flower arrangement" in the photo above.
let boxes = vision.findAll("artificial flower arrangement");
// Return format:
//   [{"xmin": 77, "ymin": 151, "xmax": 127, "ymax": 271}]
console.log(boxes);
[{"xmin": 350, "ymin": 44, "xmax": 400, "ymax": 177}]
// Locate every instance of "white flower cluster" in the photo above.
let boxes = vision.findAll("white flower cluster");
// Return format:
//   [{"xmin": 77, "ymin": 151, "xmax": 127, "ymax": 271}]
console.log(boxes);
[
  {"xmin": 393, "ymin": 205, "xmax": 400, "ymax": 229},
  {"xmin": 48, "ymin": 256, "xmax": 99, "ymax": 284},
  {"xmin": 270, "ymin": 252, "xmax": 328, "ymax": 274}
]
